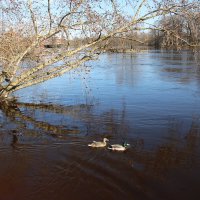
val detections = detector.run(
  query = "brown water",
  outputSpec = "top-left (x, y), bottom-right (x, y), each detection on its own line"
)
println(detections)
top-left (0, 50), bottom-right (200, 200)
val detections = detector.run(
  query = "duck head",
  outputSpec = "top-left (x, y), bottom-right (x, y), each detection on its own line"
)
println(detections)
top-left (103, 138), bottom-right (109, 142)
top-left (123, 142), bottom-right (130, 148)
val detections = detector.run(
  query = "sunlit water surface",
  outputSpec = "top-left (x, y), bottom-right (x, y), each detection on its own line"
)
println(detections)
top-left (0, 50), bottom-right (200, 200)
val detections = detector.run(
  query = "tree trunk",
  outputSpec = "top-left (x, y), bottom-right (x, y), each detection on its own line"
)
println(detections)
top-left (0, 89), bottom-right (10, 100)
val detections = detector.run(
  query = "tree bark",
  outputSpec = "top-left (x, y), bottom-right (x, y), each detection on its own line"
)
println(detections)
top-left (0, 89), bottom-right (11, 100)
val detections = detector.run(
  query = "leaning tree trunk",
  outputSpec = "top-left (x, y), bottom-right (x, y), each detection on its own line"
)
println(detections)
top-left (0, 88), bottom-right (13, 101)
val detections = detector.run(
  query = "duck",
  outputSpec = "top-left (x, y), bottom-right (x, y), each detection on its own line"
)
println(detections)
top-left (108, 142), bottom-right (130, 151)
top-left (88, 138), bottom-right (109, 148)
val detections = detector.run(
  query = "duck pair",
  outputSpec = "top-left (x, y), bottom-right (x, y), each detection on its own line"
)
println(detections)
top-left (88, 138), bottom-right (130, 151)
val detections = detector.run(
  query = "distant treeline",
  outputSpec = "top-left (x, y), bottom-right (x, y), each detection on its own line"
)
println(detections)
top-left (150, 11), bottom-right (200, 49)
top-left (70, 13), bottom-right (200, 50)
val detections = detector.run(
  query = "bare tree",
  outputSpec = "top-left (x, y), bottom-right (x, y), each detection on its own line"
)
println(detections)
top-left (152, 0), bottom-right (200, 48)
top-left (0, 0), bottom-right (198, 100)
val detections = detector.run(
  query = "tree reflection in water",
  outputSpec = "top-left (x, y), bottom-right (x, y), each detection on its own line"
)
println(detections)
top-left (0, 100), bottom-right (200, 200)
top-left (131, 117), bottom-right (200, 182)
top-left (0, 100), bottom-right (130, 144)
top-left (1, 101), bottom-right (200, 170)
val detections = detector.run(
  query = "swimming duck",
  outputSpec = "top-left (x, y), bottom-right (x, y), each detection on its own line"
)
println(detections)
top-left (88, 138), bottom-right (109, 148)
top-left (108, 142), bottom-right (130, 151)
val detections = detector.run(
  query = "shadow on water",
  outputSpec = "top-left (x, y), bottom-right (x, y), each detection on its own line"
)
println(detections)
top-left (0, 100), bottom-right (200, 200)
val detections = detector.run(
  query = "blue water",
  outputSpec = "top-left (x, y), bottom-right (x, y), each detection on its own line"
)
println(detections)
top-left (15, 50), bottom-right (200, 142)
top-left (0, 50), bottom-right (200, 200)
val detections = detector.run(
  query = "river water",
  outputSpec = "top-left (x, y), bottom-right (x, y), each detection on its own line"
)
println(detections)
top-left (0, 50), bottom-right (200, 200)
